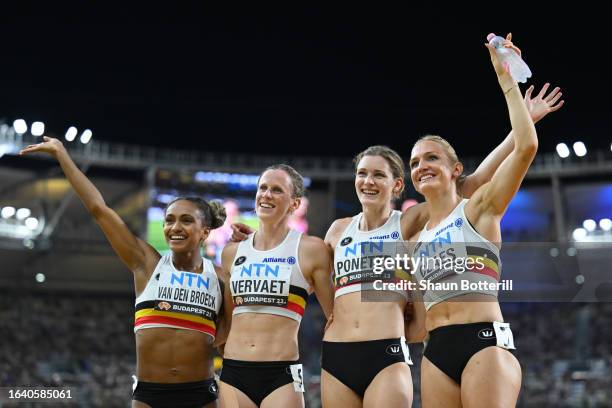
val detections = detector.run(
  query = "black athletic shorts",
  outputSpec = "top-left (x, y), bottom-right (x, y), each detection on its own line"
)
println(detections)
top-left (321, 337), bottom-right (412, 397)
top-left (132, 377), bottom-right (218, 408)
top-left (219, 359), bottom-right (304, 406)
top-left (424, 321), bottom-right (517, 384)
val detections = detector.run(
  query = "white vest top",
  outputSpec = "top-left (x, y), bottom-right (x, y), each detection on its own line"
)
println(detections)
top-left (333, 210), bottom-right (410, 299)
top-left (230, 229), bottom-right (311, 322)
top-left (134, 253), bottom-right (223, 340)
top-left (414, 199), bottom-right (501, 310)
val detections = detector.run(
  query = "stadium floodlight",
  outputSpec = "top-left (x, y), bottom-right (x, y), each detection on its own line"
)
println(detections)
top-left (573, 141), bottom-right (587, 157)
top-left (31, 121), bottom-right (45, 136)
top-left (555, 143), bottom-right (570, 158)
top-left (583, 219), bottom-right (597, 232)
top-left (600, 218), bottom-right (612, 232)
top-left (1, 206), bottom-right (16, 219)
top-left (13, 119), bottom-right (28, 134)
top-left (80, 129), bottom-right (93, 144)
top-left (65, 126), bottom-right (78, 141)
top-left (25, 217), bottom-right (39, 230)
top-left (35, 273), bottom-right (46, 283)
top-left (16, 208), bottom-right (31, 220)
top-left (572, 227), bottom-right (587, 241)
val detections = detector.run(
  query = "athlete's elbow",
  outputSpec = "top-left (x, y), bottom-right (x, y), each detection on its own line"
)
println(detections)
top-left (89, 203), bottom-right (110, 220)
top-left (516, 133), bottom-right (538, 159)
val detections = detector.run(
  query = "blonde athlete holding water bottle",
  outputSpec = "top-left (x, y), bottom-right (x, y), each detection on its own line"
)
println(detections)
top-left (405, 34), bottom-right (553, 407)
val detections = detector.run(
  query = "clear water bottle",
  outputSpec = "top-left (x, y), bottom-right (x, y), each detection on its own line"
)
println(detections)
top-left (487, 33), bottom-right (532, 83)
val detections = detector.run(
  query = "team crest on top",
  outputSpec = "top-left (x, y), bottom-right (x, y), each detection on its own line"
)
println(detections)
top-left (454, 218), bottom-right (463, 228)
top-left (287, 256), bottom-right (296, 265)
top-left (391, 231), bottom-right (400, 240)
top-left (340, 237), bottom-right (353, 246)
top-left (234, 256), bottom-right (247, 266)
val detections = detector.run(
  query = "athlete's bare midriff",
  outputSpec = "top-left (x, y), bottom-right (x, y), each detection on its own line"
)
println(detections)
top-left (136, 327), bottom-right (214, 382)
top-left (425, 294), bottom-right (504, 332)
top-left (323, 292), bottom-right (407, 342)
top-left (224, 313), bottom-right (300, 361)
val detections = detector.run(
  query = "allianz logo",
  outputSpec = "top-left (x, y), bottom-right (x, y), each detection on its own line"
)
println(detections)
top-left (370, 234), bottom-right (390, 240)
top-left (478, 328), bottom-right (496, 339)
top-left (434, 222), bottom-right (455, 237)
top-left (369, 231), bottom-right (400, 240)
top-left (262, 257), bottom-right (286, 263)
top-left (262, 256), bottom-right (296, 264)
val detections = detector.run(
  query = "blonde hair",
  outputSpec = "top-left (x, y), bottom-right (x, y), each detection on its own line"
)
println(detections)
top-left (415, 135), bottom-right (466, 191)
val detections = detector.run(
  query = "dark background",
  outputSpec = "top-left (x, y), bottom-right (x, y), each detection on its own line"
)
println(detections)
top-left (0, 4), bottom-right (608, 158)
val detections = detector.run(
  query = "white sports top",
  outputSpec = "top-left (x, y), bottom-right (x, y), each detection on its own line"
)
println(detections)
top-left (230, 229), bottom-right (311, 322)
top-left (134, 253), bottom-right (222, 339)
top-left (414, 199), bottom-right (501, 310)
top-left (333, 210), bottom-right (410, 299)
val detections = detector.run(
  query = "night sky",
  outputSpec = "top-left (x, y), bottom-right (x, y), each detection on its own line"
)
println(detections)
top-left (1, 5), bottom-right (608, 159)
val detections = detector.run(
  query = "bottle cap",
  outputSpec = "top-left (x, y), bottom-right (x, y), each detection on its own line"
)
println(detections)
top-left (487, 33), bottom-right (497, 42)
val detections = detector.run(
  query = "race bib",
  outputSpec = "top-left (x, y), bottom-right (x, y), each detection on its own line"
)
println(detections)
top-left (493, 321), bottom-right (516, 350)
top-left (155, 270), bottom-right (219, 320)
top-left (400, 336), bottom-right (413, 365)
top-left (335, 241), bottom-right (405, 287)
top-left (289, 363), bottom-right (305, 393)
top-left (416, 223), bottom-right (468, 282)
top-left (231, 264), bottom-right (292, 307)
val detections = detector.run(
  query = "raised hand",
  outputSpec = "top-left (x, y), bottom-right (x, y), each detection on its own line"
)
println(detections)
top-left (19, 136), bottom-right (65, 158)
top-left (502, 33), bottom-right (521, 57)
top-left (230, 222), bottom-right (254, 242)
top-left (485, 32), bottom-right (525, 85)
top-left (485, 42), bottom-right (507, 78)
top-left (525, 83), bottom-right (565, 123)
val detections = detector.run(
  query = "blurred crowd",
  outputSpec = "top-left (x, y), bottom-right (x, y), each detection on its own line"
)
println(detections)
top-left (1, 292), bottom-right (610, 407)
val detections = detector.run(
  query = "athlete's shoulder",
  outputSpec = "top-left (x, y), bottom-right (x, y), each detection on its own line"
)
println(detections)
top-left (220, 241), bottom-right (240, 269)
top-left (400, 201), bottom-right (428, 221)
top-left (299, 234), bottom-right (328, 253)
top-left (325, 217), bottom-right (353, 247)
top-left (298, 234), bottom-right (332, 277)
top-left (401, 202), bottom-right (429, 238)
top-left (213, 264), bottom-right (223, 278)
top-left (221, 240), bottom-right (240, 253)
